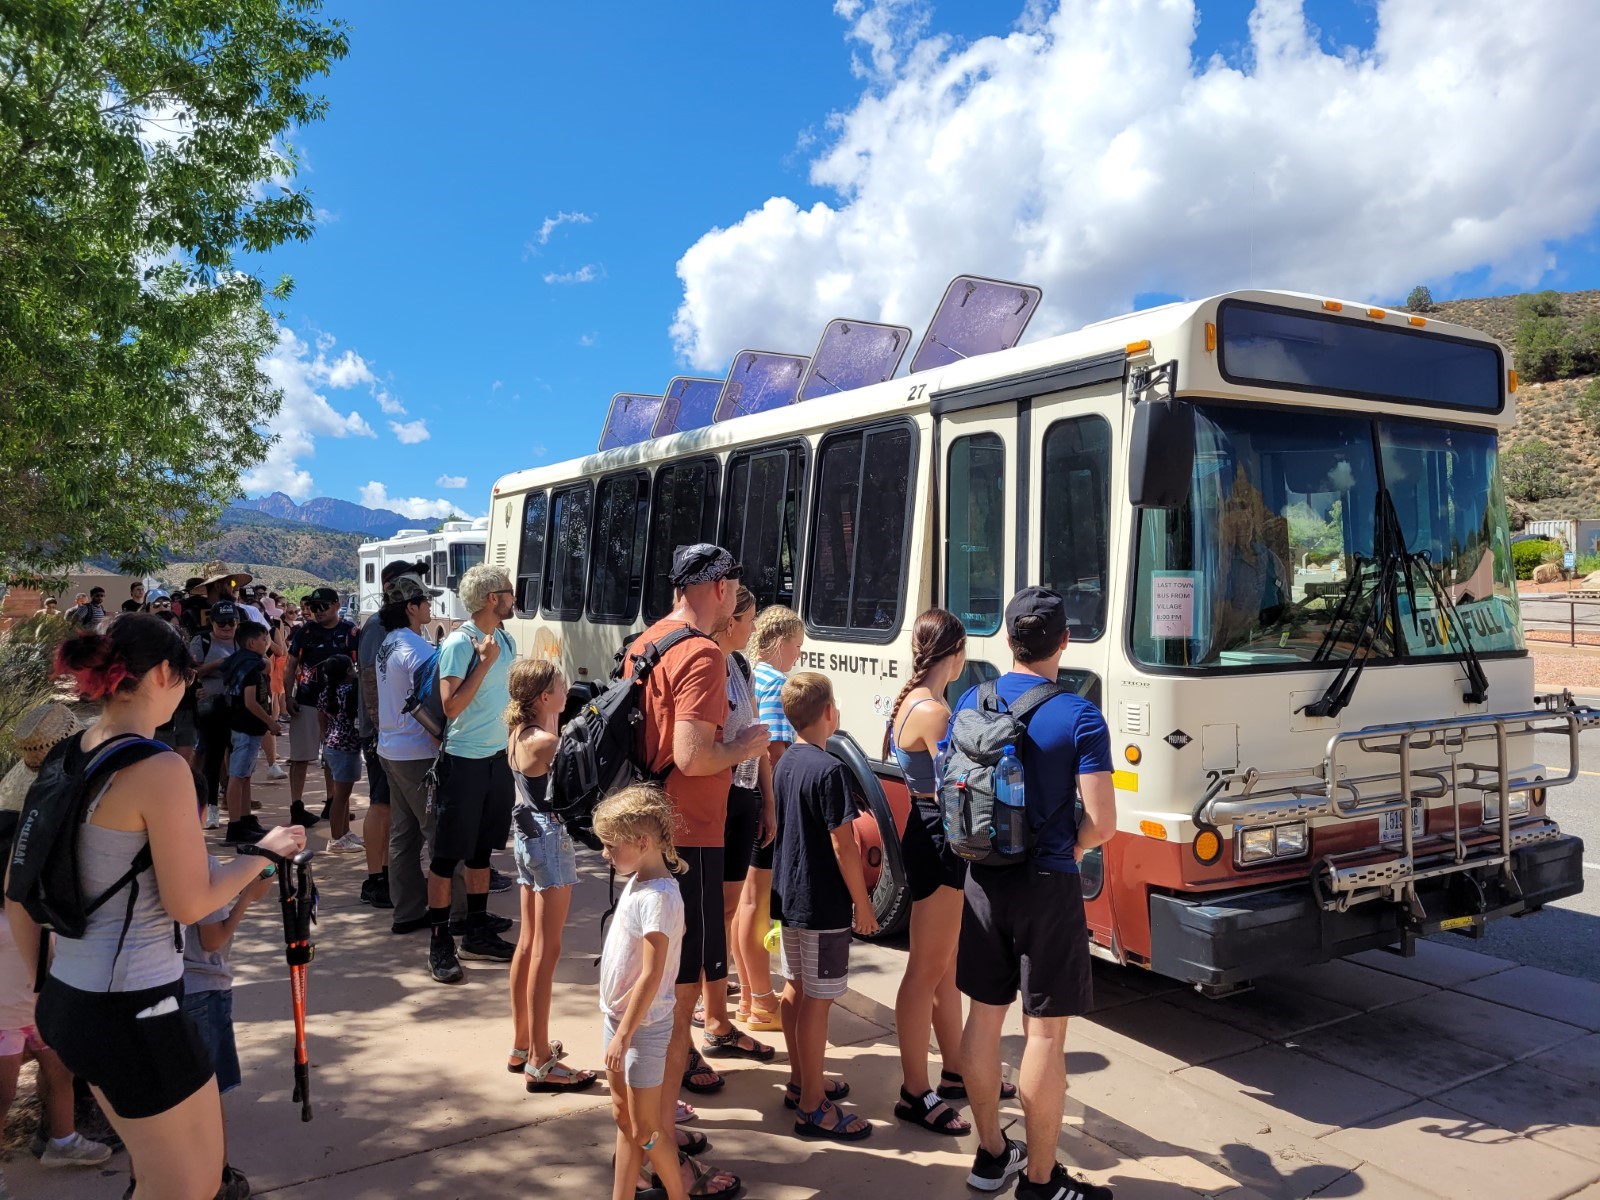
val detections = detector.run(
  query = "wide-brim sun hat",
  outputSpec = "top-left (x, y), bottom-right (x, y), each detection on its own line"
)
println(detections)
top-left (15, 702), bottom-right (82, 770)
top-left (199, 560), bottom-right (253, 589)
top-left (0, 761), bottom-right (36, 813)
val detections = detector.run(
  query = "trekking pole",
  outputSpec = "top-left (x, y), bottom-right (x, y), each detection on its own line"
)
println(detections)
top-left (239, 844), bottom-right (319, 1121)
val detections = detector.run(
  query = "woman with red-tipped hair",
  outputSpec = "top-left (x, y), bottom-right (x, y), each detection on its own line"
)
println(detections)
top-left (5, 614), bottom-right (305, 1199)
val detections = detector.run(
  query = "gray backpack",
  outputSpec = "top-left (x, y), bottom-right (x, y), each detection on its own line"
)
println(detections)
top-left (939, 680), bottom-right (1065, 867)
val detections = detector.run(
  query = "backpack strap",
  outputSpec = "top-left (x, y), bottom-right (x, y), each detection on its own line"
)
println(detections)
top-left (1005, 681), bottom-right (1070, 726)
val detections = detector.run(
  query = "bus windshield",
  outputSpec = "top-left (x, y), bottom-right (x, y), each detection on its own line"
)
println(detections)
top-left (1132, 406), bottom-right (1522, 670)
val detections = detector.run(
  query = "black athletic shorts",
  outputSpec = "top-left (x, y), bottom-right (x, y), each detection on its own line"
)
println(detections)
top-left (902, 794), bottom-right (967, 902)
top-left (676, 846), bottom-right (729, 986)
top-left (361, 735), bottom-right (391, 806)
top-left (723, 786), bottom-right (762, 882)
top-left (38, 975), bottom-right (213, 1119)
top-left (957, 864), bottom-right (1093, 1017)
top-left (433, 750), bottom-right (514, 868)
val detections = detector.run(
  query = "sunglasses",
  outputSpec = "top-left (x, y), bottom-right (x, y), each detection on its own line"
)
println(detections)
top-left (212, 619), bottom-right (237, 627)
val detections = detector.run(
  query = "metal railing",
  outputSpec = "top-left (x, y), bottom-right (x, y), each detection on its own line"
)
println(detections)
top-left (1517, 592), bottom-right (1600, 646)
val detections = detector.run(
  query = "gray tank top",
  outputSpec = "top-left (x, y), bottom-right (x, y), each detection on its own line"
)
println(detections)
top-left (511, 765), bottom-right (548, 809)
top-left (889, 697), bottom-right (940, 797)
top-left (48, 743), bottom-right (183, 993)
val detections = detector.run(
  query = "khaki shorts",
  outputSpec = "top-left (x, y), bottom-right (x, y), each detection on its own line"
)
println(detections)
top-left (288, 703), bottom-right (321, 762)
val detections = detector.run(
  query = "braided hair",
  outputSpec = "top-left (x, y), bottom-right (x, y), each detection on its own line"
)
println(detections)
top-left (882, 608), bottom-right (966, 758)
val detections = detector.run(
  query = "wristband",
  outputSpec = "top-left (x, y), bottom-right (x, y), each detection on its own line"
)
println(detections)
top-left (259, 863), bottom-right (277, 880)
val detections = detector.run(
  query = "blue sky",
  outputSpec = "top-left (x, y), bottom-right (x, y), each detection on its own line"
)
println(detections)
top-left (247, 0), bottom-right (1600, 519)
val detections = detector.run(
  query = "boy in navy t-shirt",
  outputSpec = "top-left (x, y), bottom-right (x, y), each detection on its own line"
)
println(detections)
top-left (770, 671), bottom-right (876, 1141)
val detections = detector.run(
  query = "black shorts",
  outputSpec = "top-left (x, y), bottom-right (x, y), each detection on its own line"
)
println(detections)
top-left (676, 846), bottom-right (728, 986)
top-left (38, 975), bottom-right (213, 1119)
top-left (902, 794), bottom-right (967, 902)
top-left (957, 865), bottom-right (1093, 1018)
top-left (723, 786), bottom-right (762, 882)
top-left (433, 751), bottom-right (514, 867)
top-left (362, 736), bottom-right (390, 806)
top-left (751, 839), bottom-right (774, 872)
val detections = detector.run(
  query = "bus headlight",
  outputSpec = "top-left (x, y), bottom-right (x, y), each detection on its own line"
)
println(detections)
top-left (1482, 794), bottom-right (1530, 823)
top-left (1238, 822), bottom-right (1307, 864)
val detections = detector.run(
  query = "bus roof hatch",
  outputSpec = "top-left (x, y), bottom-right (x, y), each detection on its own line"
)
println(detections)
top-left (598, 392), bottom-right (663, 450)
top-left (713, 351), bottom-right (809, 423)
top-left (910, 275), bottom-right (1043, 374)
top-left (653, 377), bottom-right (722, 438)
top-left (798, 319), bottom-right (912, 401)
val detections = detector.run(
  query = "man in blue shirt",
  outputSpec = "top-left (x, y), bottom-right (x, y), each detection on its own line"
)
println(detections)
top-left (425, 563), bottom-right (519, 983)
top-left (954, 587), bottom-right (1117, 1200)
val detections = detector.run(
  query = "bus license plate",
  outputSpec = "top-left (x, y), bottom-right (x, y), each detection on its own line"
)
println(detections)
top-left (1380, 805), bottom-right (1425, 844)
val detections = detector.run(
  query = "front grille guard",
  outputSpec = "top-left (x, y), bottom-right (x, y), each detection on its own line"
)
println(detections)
top-left (1196, 692), bottom-right (1597, 917)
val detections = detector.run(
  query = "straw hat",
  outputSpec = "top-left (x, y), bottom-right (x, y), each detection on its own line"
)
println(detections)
top-left (200, 560), bottom-right (253, 589)
top-left (0, 702), bottom-right (82, 812)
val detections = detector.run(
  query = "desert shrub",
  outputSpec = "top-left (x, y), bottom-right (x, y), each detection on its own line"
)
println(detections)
top-left (1405, 285), bottom-right (1436, 312)
top-left (1516, 290), bottom-right (1564, 320)
top-left (1501, 438), bottom-right (1566, 502)
top-left (1512, 538), bottom-right (1559, 579)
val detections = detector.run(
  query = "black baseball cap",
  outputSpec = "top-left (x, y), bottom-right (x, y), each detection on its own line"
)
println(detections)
top-left (382, 558), bottom-right (429, 583)
top-left (669, 543), bottom-right (742, 588)
top-left (306, 587), bottom-right (340, 608)
top-left (1005, 587), bottom-right (1067, 642)
top-left (210, 601), bottom-right (240, 625)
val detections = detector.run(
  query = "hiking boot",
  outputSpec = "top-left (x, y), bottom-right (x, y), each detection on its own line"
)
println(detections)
top-left (360, 877), bottom-right (393, 908)
top-left (449, 913), bottom-right (512, 936)
top-left (1014, 1163), bottom-right (1112, 1200)
top-left (430, 935), bottom-right (464, 983)
top-left (289, 802), bottom-right (321, 829)
top-left (39, 1131), bottom-right (113, 1168)
top-left (969, 1135), bottom-right (1029, 1191)
top-left (243, 813), bottom-right (268, 834)
top-left (392, 915), bottom-right (430, 934)
top-left (458, 927), bottom-right (517, 961)
top-left (224, 821), bottom-right (264, 845)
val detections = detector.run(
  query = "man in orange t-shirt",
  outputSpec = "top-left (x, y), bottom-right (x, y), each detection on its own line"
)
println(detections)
top-left (626, 543), bottom-right (768, 1195)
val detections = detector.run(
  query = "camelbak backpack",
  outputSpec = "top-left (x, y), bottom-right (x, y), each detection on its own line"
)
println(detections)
top-left (403, 630), bottom-right (495, 742)
top-left (939, 680), bottom-right (1065, 867)
top-left (543, 626), bottom-right (711, 844)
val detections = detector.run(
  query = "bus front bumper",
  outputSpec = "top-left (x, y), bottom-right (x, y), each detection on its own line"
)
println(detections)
top-left (1147, 834), bottom-right (1586, 988)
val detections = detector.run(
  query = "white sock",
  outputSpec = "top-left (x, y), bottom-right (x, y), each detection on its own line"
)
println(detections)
top-left (50, 1133), bottom-right (76, 1148)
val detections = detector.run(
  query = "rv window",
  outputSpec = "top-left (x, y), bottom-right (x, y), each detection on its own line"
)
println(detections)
top-left (450, 541), bottom-right (484, 583)
top-left (645, 458), bottom-right (720, 621)
top-left (946, 433), bottom-right (1005, 635)
top-left (516, 491), bottom-right (548, 616)
top-left (1041, 416), bottom-right (1111, 642)
top-left (807, 421), bottom-right (916, 636)
top-left (364, 563), bottom-right (375, 584)
top-left (723, 442), bottom-right (807, 611)
top-left (588, 471), bottom-right (650, 623)
top-left (433, 550), bottom-right (448, 589)
top-left (543, 483), bottom-right (593, 619)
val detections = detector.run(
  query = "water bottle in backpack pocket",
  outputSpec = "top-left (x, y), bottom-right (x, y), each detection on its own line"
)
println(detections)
top-left (994, 744), bottom-right (1028, 858)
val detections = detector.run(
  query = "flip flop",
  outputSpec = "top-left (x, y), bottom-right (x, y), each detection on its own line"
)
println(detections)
top-left (682, 1048), bottom-right (725, 1094)
top-left (702, 1030), bottom-right (775, 1062)
top-left (782, 1078), bottom-right (850, 1109)
top-left (894, 1086), bottom-right (971, 1136)
top-left (793, 1098), bottom-right (872, 1142)
top-left (936, 1069), bottom-right (1017, 1102)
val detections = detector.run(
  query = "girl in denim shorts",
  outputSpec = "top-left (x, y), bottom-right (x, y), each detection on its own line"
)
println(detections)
top-left (505, 658), bottom-right (594, 1093)
top-left (316, 655), bottom-right (364, 852)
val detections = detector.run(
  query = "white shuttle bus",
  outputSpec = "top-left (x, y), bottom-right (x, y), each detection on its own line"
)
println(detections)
top-left (357, 518), bottom-right (488, 641)
top-left (485, 279), bottom-right (1589, 991)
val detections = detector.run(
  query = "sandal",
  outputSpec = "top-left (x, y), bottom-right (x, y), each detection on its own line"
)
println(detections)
top-left (651, 1152), bottom-right (743, 1198)
top-left (676, 1128), bottom-right (710, 1157)
top-left (676, 1099), bottom-right (699, 1124)
top-left (682, 1048), bottom-right (725, 1094)
top-left (793, 1098), bottom-right (872, 1142)
top-left (524, 1053), bottom-right (597, 1093)
top-left (894, 1085), bottom-right (971, 1136)
top-left (507, 1040), bottom-right (564, 1073)
top-left (742, 990), bottom-right (780, 1031)
top-left (692, 1004), bottom-right (706, 1028)
top-left (702, 1030), bottom-right (775, 1062)
top-left (935, 1069), bottom-right (1017, 1102)
top-left (782, 1078), bottom-right (850, 1110)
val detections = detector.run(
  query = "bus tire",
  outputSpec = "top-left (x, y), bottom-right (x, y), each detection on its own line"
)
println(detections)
top-left (827, 731), bottom-right (912, 940)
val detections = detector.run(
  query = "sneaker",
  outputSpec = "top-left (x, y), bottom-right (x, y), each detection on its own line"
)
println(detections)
top-left (243, 813), bottom-right (268, 834)
top-left (392, 915), bottom-right (430, 934)
top-left (219, 1163), bottom-right (251, 1200)
top-left (449, 913), bottom-right (513, 936)
top-left (488, 867), bottom-right (514, 893)
top-left (203, 804), bottom-right (221, 830)
top-left (1014, 1163), bottom-right (1112, 1200)
top-left (265, 763), bottom-right (288, 781)
top-left (39, 1131), bottom-right (114, 1168)
top-left (458, 927), bottom-right (517, 961)
top-left (289, 803), bottom-right (322, 829)
top-left (969, 1135), bottom-right (1029, 1192)
top-left (360, 877), bottom-right (394, 908)
top-left (430, 935), bottom-right (464, 983)
top-left (327, 832), bottom-right (363, 853)
top-left (224, 821), bottom-right (264, 845)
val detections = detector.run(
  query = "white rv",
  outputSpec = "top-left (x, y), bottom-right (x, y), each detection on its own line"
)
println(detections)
top-left (356, 518), bottom-right (488, 640)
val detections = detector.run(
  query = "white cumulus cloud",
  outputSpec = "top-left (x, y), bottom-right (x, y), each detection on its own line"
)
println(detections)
top-left (323, 349), bottom-right (375, 390)
top-left (671, 0), bottom-right (1600, 371)
top-left (535, 210), bottom-right (593, 246)
top-left (544, 264), bottom-right (601, 285)
top-left (359, 482), bottom-right (471, 521)
top-left (388, 419), bottom-right (431, 444)
top-left (436, 474), bottom-right (468, 488)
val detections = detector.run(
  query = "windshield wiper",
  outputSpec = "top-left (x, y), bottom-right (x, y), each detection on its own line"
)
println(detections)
top-left (1300, 489), bottom-right (1489, 719)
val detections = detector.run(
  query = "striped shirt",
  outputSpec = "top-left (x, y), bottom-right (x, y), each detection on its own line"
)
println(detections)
top-left (753, 660), bottom-right (795, 745)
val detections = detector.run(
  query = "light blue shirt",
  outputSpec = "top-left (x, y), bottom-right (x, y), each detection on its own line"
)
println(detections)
top-left (754, 660), bottom-right (795, 744)
top-left (438, 621), bottom-right (516, 759)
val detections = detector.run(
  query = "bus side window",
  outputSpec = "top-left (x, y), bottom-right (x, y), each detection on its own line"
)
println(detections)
top-left (723, 442), bottom-right (807, 611)
top-left (587, 471), bottom-right (650, 624)
top-left (645, 458), bottom-right (720, 621)
top-left (1041, 416), bottom-right (1112, 642)
top-left (516, 491), bottom-right (548, 616)
top-left (543, 483), bottom-right (593, 619)
top-left (946, 659), bottom-right (999, 708)
top-left (807, 421), bottom-right (916, 637)
top-left (946, 433), bottom-right (1006, 635)
top-left (364, 563), bottom-right (375, 584)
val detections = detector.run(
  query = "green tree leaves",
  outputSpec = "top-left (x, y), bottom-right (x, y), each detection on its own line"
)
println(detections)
top-left (1501, 438), bottom-right (1566, 503)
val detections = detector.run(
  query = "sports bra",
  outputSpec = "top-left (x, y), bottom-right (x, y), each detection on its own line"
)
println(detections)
top-left (888, 696), bottom-right (940, 797)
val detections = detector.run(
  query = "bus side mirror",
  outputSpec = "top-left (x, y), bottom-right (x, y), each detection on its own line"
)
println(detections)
top-left (1128, 399), bottom-right (1195, 509)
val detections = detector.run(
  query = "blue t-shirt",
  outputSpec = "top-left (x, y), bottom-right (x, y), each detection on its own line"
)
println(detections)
top-left (437, 622), bottom-right (516, 760)
top-left (955, 673), bottom-right (1112, 873)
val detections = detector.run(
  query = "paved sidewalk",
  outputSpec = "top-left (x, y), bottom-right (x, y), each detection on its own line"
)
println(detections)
top-left (9, 761), bottom-right (1600, 1199)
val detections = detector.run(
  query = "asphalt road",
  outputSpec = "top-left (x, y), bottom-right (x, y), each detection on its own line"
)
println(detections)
top-left (1519, 593), bottom-right (1600, 640)
top-left (1424, 717), bottom-right (1600, 981)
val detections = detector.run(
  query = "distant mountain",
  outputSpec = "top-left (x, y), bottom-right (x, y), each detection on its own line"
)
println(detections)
top-left (167, 509), bottom-right (365, 589)
top-left (231, 492), bottom-right (412, 538)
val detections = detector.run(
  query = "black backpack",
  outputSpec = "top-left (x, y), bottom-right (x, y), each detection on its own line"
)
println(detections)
top-left (5, 731), bottom-right (170, 987)
top-left (543, 626), bottom-right (711, 841)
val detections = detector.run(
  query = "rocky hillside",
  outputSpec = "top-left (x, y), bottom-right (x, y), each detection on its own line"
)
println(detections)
top-left (168, 509), bottom-right (362, 590)
top-left (231, 491), bottom-right (411, 538)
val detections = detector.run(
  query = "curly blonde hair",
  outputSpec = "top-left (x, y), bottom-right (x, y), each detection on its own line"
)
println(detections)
top-left (593, 783), bottom-right (686, 874)
top-left (751, 604), bottom-right (803, 662)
